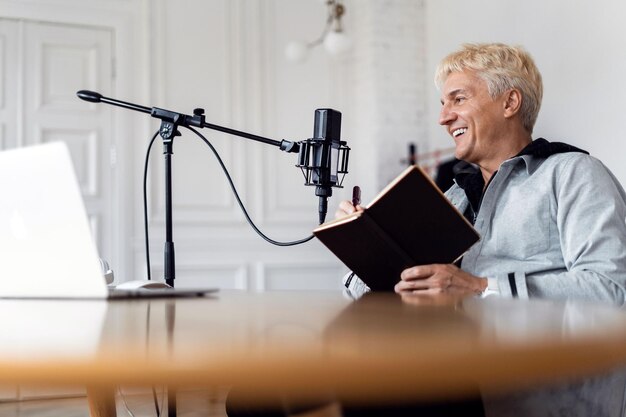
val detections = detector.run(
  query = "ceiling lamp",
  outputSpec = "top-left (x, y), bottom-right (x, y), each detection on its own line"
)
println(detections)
top-left (285, 0), bottom-right (352, 63)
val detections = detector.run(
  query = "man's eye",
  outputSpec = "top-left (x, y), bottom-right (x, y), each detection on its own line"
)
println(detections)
top-left (455, 97), bottom-right (466, 104)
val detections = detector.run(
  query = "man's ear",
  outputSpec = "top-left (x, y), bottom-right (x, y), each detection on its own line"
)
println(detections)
top-left (503, 89), bottom-right (522, 118)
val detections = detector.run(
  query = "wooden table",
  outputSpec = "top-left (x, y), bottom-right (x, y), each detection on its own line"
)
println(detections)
top-left (1, 290), bottom-right (626, 415)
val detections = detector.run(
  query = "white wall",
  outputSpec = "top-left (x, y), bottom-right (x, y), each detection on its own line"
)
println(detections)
top-left (425, 0), bottom-right (626, 184)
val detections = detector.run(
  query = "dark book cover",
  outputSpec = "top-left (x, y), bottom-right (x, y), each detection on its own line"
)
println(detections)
top-left (313, 166), bottom-right (480, 291)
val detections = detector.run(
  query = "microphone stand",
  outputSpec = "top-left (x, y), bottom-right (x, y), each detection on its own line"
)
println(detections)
top-left (77, 90), bottom-right (302, 288)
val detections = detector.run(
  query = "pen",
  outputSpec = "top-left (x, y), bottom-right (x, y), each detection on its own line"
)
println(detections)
top-left (352, 185), bottom-right (361, 207)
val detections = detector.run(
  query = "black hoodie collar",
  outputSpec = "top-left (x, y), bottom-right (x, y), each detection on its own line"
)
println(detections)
top-left (516, 138), bottom-right (588, 158)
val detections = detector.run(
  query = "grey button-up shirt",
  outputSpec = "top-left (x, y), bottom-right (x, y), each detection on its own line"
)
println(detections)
top-left (446, 150), bottom-right (626, 305)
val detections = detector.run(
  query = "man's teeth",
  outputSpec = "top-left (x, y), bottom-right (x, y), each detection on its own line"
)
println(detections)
top-left (453, 128), bottom-right (467, 137)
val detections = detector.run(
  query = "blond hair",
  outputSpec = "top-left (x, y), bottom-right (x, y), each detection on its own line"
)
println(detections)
top-left (435, 43), bottom-right (543, 134)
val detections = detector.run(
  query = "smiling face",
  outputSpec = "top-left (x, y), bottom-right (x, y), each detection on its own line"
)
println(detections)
top-left (439, 70), bottom-right (513, 170)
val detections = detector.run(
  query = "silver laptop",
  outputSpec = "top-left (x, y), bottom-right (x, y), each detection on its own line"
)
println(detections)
top-left (0, 142), bottom-right (216, 299)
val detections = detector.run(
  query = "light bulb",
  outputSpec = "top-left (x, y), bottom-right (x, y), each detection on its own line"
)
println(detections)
top-left (323, 31), bottom-right (352, 56)
top-left (285, 41), bottom-right (309, 63)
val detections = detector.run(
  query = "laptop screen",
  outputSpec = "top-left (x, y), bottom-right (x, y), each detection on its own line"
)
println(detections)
top-left (0, 142), bottom-right (107, 298)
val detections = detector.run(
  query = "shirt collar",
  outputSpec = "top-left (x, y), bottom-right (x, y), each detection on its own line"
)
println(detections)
top-left (454, 138), bottom-right (589, 201)
top-left (508, 138), bottom-right (589, 175)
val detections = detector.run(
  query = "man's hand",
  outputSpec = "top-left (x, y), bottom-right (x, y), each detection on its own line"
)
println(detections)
top-left (335, 200), bottom-right (364, 219)
top-left (395, 264), bottom-right (487, 296)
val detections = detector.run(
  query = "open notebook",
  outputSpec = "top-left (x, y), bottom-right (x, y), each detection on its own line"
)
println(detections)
top-left (0, 142), bottom-right (216, 299)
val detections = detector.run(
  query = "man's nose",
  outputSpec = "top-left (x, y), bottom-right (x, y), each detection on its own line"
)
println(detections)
top-left (439, 103), bottom-right (455, 126)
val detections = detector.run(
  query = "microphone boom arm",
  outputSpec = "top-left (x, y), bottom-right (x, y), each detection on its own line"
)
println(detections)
top-left (76, 90), bottom-right (349, 286)
top-left (77, 90), bottom-right (301, 153)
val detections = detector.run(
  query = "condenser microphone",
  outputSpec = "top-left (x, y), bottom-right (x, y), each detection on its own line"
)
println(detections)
top-left (296, 109), bottom-right (349, 224)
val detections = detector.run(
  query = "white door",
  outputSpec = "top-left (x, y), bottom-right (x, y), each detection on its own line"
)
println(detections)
top-left (0, 18), bottom-right (114, 262)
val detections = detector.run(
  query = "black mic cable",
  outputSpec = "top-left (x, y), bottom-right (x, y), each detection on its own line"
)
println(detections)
top-left (184, 126), bottom-right (315, 246)
top-left (143, 131), bottom-right (159, 281)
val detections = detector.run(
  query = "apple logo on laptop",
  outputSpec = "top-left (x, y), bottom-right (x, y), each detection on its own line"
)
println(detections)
top-left (10, 210), bottom-right (30, 241)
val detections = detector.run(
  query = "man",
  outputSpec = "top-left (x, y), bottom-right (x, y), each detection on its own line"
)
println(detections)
top-left (340, 43), bottom-right (626, 305)
top-left (231, 43), bottom-right (626, 417)
top-left (338, 42), bottom-right (626, 416)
